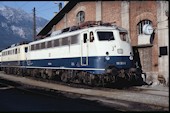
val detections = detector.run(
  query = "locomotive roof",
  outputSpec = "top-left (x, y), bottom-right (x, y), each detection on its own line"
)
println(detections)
top-left (29, 25), bottom-right (118, 45)
top-left (2, 43), bottom-right (28, 52)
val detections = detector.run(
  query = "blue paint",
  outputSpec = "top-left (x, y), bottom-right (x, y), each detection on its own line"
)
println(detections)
top-left (1, 56), bottom-right (133, 74)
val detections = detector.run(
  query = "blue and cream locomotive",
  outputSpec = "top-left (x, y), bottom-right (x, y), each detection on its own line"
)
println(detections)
top-left (1, 22), bottom-right (143, 86)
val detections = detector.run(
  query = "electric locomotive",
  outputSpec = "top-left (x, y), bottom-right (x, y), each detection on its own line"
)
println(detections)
top-left (1, 21), bottom-right (144, 86)
top-left (25, 21), bottom-right (143, 86)
top-left (1, 42), bottom-right (28, 75)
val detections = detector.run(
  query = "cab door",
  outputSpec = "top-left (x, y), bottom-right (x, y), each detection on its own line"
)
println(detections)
top-left (80, 31), bottom-right (89, 66)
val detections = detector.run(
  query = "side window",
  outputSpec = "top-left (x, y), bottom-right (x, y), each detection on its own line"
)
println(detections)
top-left (31, 45), bottom-right (34, 51)
top-left (25, 47), bottom-right (28, 53)
top-left (62, 37), bottom-right (68, 46)
top-left (71, 35), bottom-right (79, 44)
top-left (18, 48), bottom-right (20, 53)
top-left (15, 48), bottom-right (17, 54)
top-left (41, 42), bottom-right (46, 49)
top-left (83, 34), bottom-right (87, 43)
top-left (47, 41), bottom-right (52, 48)
top-left (120, 32), bottom-right (129, 42)
top-left (35, 44), bottom-right (40, 50)
top-left (54, 39), bottom-right (59, 47)
top-left (89, 31), bottom-right (94, 42)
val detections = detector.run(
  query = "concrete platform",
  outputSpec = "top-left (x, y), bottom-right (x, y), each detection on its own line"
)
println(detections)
top-left (0, 72), bottom-right (169, 111)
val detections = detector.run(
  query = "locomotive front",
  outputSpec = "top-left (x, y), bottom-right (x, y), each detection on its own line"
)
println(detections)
top-left (91, 26), bottom-right (142, 84)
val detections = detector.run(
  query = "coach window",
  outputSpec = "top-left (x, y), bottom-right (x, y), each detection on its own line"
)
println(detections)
top-left (83, 34), bottom-right (87, 43)
top-left (90, 31), bottom-right (94, 42)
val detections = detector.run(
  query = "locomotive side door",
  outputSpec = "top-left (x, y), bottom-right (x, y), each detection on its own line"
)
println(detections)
top-left (80, 31), bottom-right (89, 66)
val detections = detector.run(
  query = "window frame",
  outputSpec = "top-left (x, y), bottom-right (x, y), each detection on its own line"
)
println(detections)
top-left (76, 11), bottom-right (85, 25)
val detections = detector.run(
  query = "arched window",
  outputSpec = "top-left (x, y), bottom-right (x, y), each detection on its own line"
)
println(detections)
top-left (76, 11), bottom-right (85, 25)
top-left (137, 20), bottom-right (152, 35)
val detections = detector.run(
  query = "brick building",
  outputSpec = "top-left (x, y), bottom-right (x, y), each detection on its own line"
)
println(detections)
top-left (37, 1), bottom-right (169, 86)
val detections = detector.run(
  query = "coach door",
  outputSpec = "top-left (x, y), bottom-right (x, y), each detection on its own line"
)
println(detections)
top-left (80, 31), bottom-right (89, 66)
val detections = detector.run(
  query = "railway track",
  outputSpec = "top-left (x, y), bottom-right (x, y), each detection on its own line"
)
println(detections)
top-left (0, 71), bottom-right (168, 98)
top-left (10, 72), bottom-right (144, 91)
top-left (0, 72), bottom-right (169, 111)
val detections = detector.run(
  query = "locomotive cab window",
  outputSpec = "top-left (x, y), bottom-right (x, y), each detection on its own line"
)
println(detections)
top-left (90, 31), bottom-right (94, 42)
top-left (97, 32), bottom-right (114, 41)
top-left (83, 33), bottom-right (87, 43)
top-left (25, 47), bottom-right (28, 53)
top-left (120, 32), bottom-right (129, 42)
top-left (15, 48), bottom-right (17, 54)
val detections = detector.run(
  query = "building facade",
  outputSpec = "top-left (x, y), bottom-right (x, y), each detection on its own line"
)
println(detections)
top-left (38, 1), bottom-right (169, 86)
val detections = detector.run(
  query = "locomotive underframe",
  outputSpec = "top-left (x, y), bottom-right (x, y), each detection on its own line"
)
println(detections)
top-left (1, 66), bottom-right (144, 87)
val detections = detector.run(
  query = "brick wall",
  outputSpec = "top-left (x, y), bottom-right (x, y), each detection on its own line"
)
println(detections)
top-left (102, 1), bottom-right (121, 26)
top-left (55, 2), bottom-right (96, 30)
top-left (129, 1), bottom-right (158, 72)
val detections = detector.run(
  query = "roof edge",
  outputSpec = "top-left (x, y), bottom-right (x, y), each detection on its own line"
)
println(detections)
top-left (37, 0), bottom-right (80, 37)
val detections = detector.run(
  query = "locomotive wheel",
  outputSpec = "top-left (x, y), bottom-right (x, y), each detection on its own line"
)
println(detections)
top-left (90, 75), bottom-right (101, 86)
top-left (61, 71), bottom-right (68, 83)
top-left (13, 68), bottom-right (16, 75)
top-left (41, 73), bottom-right (47, 79)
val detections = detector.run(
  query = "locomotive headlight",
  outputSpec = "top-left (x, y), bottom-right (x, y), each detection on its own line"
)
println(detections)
top-left (129, 52), bottom-right (133, 60)
top-left (105, 56), bottom-right (110, 60)
top-left (129, 56), bottom-right (133, 60)
top-left (117, 49), bottom-right (123, 54)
